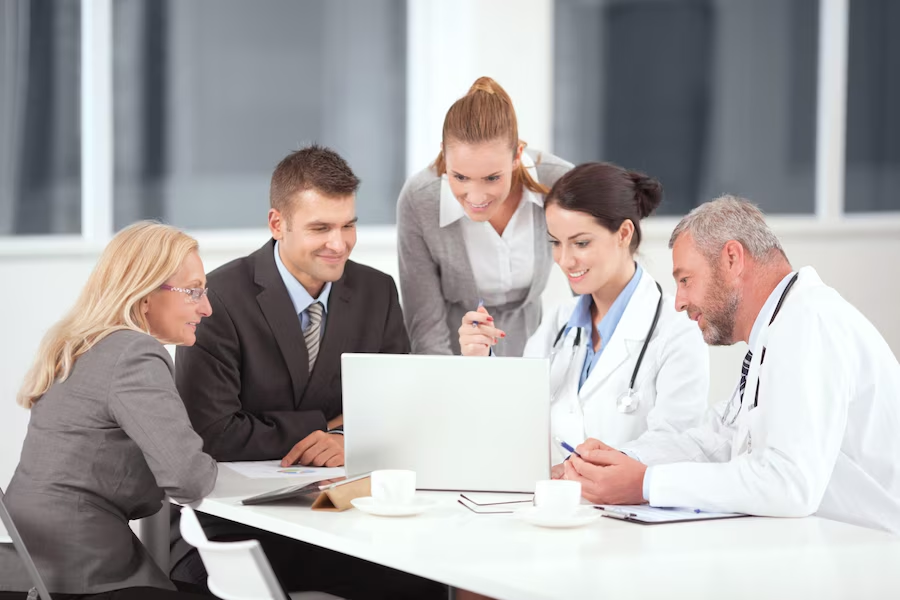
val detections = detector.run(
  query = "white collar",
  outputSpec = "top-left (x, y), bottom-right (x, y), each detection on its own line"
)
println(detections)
top-left (439, 150), bottom-right (543, 228)
top-left (748, 271), bottom-right (797, 351)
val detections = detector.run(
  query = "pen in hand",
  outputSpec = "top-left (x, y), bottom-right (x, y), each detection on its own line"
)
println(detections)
top-left (472, 299), bottom-right (485, 326)
top-left (554, 436), bottom-right (582, 460)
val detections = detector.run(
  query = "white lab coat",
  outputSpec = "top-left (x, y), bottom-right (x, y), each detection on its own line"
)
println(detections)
top-left (525, 271), bottom-right (710, 464)
top-left (625, 266), bottom-right (900, 534)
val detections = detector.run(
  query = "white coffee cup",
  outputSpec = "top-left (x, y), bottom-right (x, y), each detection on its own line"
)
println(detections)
top-left (370, 470), bottom-right (416, 506)
top-left (533, 479), bottom-right (581, 515)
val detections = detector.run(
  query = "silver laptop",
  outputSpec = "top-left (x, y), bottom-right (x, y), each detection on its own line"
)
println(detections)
top-left (342, 354), bottom-right (551, 492)
top-left (0, 487), bottom-right (52, 600)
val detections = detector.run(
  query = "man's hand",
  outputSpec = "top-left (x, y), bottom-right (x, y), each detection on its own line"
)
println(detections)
top-left (550, 463), bottom-right (566, 480)
top-left (327, 414), bottom-right (344, 430)
top-left (280, 431), bottom-right (345, 467)
top-left (563, 450), bottom-right (647, 505)
top-left (575, 438), bottom-right (617, 456)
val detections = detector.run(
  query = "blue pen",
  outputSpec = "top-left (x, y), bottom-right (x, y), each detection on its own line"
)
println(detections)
top-left (472, 299), bottom-right (485, 326)
top-left (553, 436), bottom-right (582, 459)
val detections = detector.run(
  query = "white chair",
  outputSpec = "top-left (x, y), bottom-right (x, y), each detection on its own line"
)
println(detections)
top-left (178, 506), bottom-right (342, 600)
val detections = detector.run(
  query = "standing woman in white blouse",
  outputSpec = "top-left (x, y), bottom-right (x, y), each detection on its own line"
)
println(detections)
top-left (397, 76), bottom-right (573, 356)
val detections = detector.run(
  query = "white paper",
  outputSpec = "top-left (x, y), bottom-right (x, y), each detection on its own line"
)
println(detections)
top-left (595, 504), bottom-right (745, 523)
top-left (223, 460), bottom-right (345, 480)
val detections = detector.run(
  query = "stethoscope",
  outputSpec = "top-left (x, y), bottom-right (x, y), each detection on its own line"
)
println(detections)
top-left (549, 282), bottom-right (663, 414)
top-left (720, 272), bottom-right (799, 426)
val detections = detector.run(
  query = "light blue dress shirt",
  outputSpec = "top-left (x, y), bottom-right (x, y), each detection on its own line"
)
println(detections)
top-left (273, 241), bottom-right (332, 335)
top-left (562, 264), bottom-right (644, 391)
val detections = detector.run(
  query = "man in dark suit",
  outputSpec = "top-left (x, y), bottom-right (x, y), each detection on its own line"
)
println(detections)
top-left (171, 146), bottom-right (444, 599)
top-left (176, 145), bottom-right (408, 467)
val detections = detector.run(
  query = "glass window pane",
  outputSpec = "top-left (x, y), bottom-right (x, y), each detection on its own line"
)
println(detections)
top-left (554, 0), bottom-right (818, 215)
top-left (112, 0), bottom-right (407, 230)
top-left (845, 0), bottom-right (900, 213)
top-left (0, 0), bottom-right (81, 235)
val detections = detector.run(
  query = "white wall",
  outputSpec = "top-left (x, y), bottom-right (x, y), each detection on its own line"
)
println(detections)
top-left (2, 223), bottom-right (899, 488)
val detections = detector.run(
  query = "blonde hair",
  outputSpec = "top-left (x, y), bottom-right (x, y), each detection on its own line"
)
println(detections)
top-left (17, 221), bottom-right (199, 408)
top-left (433, 76), bottom-right (548, 196)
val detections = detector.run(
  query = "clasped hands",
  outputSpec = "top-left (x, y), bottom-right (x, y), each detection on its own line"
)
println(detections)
top-left (551, 438), bottom-right (648, 505)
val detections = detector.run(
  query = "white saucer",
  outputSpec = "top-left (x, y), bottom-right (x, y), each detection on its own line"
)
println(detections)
top-left (515, 506), bottom-right (600, 529)
top-left (351, 496), bottom-right (437, 517)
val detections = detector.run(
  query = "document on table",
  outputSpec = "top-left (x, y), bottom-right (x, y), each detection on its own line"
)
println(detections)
top-left (594, 504), bottom-right (748, 524)
top-left (458, 493), bottom-right (533, 514)
top-left (223, 460), bottom-right (345, 481)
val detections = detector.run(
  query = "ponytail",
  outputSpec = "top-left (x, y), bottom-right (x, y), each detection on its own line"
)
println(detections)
top-left (433, 76), bottom-right (549, 196)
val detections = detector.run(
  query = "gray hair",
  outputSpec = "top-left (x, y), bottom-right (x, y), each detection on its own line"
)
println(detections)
top-left (669, 195), bottom-right (785, 263)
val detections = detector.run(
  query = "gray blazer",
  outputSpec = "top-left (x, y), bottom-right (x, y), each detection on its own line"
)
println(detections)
top-left (397, 149), bottom-right (572, 356)
top-left (0, 330), bottom-right (217, 594)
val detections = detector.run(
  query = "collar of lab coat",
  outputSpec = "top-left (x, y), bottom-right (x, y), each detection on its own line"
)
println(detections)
top-left (576, 269), bottom-right (663, 394)
top-left (748, 270), bottom-right (797, 351)
top-left (438, 151), bottom-right (543, 228)
top-left (742, 266), bottom-right (823, 409)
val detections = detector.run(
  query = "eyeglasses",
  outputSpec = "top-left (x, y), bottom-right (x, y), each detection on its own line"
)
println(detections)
top-left (159, 284), bottom-right (208, 303)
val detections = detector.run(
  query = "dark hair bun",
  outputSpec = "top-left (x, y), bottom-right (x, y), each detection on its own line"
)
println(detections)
top-left (628, 170), bottom-right (663, 219)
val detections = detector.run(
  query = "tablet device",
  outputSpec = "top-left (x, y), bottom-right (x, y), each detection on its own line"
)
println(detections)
top-left (241, 472), bottom-right (369, 505)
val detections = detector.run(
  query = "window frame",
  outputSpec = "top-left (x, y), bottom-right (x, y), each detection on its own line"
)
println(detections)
top-left (0, 0), bottom-right (898, 257)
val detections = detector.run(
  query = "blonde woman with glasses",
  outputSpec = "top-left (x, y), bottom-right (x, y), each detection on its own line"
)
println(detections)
top-left (0, 222), bottom-right (217, 600)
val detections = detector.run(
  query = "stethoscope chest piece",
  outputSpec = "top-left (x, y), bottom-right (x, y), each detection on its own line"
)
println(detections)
top-left (616, 388), bottom-right (639, 414)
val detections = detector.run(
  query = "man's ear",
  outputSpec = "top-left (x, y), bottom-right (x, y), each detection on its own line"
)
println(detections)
top-left (268, 209), bottom-right (284, 240)
top-left (721, 240), bottom-right (745, 277)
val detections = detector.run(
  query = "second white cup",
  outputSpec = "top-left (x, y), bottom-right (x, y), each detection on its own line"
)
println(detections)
top-left (533, 479), bottom-right (582, 515)
top-left (370, 469), bottom-right (416, 506)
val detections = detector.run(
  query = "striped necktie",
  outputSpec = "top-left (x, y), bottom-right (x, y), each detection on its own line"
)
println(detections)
top-left (739, 349), bottom-right (753, 403)
top-left (304, 302), bottom-right (324, 372)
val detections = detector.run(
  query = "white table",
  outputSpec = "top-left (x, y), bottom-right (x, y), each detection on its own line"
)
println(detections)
top-left (193, 466), bottom-right (900, 600)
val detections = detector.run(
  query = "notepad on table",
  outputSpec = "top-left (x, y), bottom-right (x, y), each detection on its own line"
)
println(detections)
top-left (458, 493), bottom-right (533, 514)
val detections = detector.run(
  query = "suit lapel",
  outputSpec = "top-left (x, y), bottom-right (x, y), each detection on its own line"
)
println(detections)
top-left (578, 273), bottom-right (660, 398)
top-left (524, 203), bottom-right (551, 305)
top-left (442, 221), bottom-right (480, 301)
top-left (253, 241), bottom-right (309, 407)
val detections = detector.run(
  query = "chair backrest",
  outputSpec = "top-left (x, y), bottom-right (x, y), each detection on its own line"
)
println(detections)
top-left (0, 487), bottom-right (53, 600)
top-left (179, 506), bottom-right (287, 600)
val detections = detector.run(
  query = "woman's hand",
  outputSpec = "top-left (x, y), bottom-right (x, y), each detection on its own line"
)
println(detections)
top-left (458, 305), bottom-right (506, 356)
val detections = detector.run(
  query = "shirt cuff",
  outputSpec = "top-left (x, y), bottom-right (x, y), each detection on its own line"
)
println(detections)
top-left (621, 448), bottom-right (640, 461)
top-left (642, 466), bottom-right (652, 502)
top-left (327, 425), bottom-right (344, 435)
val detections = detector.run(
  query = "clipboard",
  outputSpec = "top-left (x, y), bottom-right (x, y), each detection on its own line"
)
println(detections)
top-left (594, 505), bottom-right (750, 525)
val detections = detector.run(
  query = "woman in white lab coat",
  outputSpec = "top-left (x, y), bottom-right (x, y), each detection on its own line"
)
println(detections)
top-left (459, 162), bottom-right (710, 469)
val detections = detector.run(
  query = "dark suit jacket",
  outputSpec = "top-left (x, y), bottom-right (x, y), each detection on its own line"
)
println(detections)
top-left (175, 239), bottom-right (410, 461)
